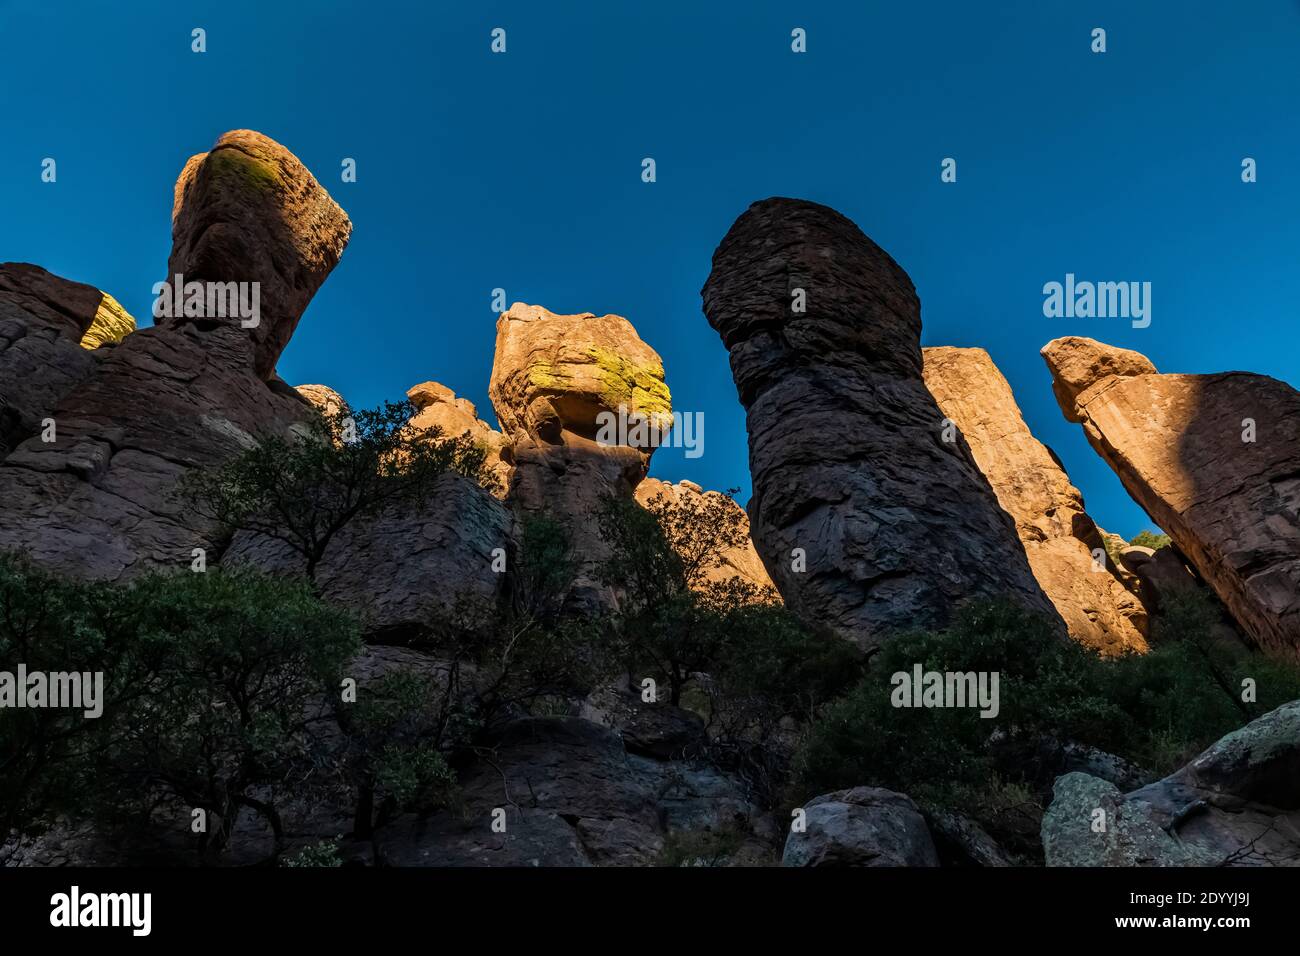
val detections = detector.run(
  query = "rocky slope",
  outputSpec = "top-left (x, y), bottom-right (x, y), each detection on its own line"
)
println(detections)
top-left (1042, 336), bottom-right (1300, 662)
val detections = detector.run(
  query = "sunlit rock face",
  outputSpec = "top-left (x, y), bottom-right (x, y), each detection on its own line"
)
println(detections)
top-left (1043, 336), bottom-right (1300, 663)
top-left (489, 303), bottom-right (672, 613)
top-left (702, 197), bottom-right (1061, 648)
top-left (406, 381), bottom-right (511, 496)
top-left (923, 346), bottom-right (1147, 655)
top-left (0, 131), bottom-right (347, 580)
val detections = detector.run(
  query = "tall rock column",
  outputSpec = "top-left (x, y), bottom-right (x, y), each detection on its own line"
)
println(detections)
top-left (1042, 336), bottom-right (1300, 662)
top-left (702, 198), bottom-right (1060, 647)
top-left (922, 346), bottom-right (1147, 655)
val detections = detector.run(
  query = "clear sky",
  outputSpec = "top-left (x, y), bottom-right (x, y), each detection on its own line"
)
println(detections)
top-left (3, 0), bottom-right (1298, 539)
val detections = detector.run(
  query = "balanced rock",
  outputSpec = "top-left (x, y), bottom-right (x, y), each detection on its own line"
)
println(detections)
top-left (165, 129), bottom-right (352, 380)
top-left (0, 264), bottom-right (135, 455)
top-left (0, 132), bottom-right (347, 579)
top-left (1042, 336), bottom-right (1300, 662)
top-left (635, 477), bottom-right (776, 593)
top-left (489, 303), bottom-right (670, 612)
top-left (923, 346), bottom-right (1147, 654)
top-left (702, 198), bottom-right (1060, 646)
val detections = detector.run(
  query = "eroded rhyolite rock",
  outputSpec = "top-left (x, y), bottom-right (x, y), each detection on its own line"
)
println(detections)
top-left (490, 302), bottom-right (671, 441)
top-left (635, 477), bottom-right (777, 593)
top-left (702, 198), bottom-right (1060, 646)
top-left (165, 129), bottom-right (352, 380)
top-left (489, 303), bottom-right (669, 611)
top-left (406, 381), bottom-right (511, 495)
top-left (1042, 701), bottom-right (1300, 866)
top-left (294, 383), bottom-right (348, 418)
top-left (0, 132), bottom-right (346, 579)
top-left (0, 264), bottom-right (136, 455)
top-left (1042, 336), bottom-right (1300, 662)
top-left (922, 346), bottom-right (1147, 655)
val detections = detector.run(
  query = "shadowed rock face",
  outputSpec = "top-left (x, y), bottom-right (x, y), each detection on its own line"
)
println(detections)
top-left (0, 132), bottom-right (346, 580)
top-left (702, 197), bottom-right (1060, 647)
top-left (0, 264), bottom-right (136, 455)
top-left (165, 129), bottom-right (352, 380)
top-left (923, 346), bottom-right (1147, 655)
top-left (1042, 336), bottom-right (1300, 663)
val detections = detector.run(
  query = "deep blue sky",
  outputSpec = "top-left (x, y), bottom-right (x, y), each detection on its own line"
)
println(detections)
top-left (4, 1), bottom-right (1298, 539)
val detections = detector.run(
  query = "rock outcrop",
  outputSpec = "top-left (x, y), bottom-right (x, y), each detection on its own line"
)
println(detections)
top-left (406, 381), bottom-right (511, 495)
top-left (164, 129), bottom-right (353, 380)
top-left (782, 787), bottom-right (940, 867)
top-left (1042, 336), bottom-right (1300, 662)
top-left (634, 477), bottom-right (776, 593)
top-left (0, 131), bottom-right (348, 580)
top-left (226, 471), bottom-right (512, 641)
top-left (489, 303), bottom-right (670, 612)
top-left (922, 346), bottom-right (1147, 655)
top-left (1042, 700), bottom-right (1300, 866)
top-left (0, 264), bottom-right (135, 455)
top-left (702, 198), bottom-right (1061, 647)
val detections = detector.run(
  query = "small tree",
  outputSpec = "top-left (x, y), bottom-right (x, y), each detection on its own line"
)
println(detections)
top-left (597, 488), bottom-right (774, 706)
top-left (183, 399), bottom-right (489, 580)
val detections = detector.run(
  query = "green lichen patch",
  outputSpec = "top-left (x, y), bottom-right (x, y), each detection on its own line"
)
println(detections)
top-left (206, 147), bottom-right (283, 194)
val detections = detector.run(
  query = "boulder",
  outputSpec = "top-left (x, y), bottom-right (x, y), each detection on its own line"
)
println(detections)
top-left (702, 198), bottom-right (1061, 647)
top-left (782, 786), bottom-right (940, 867)
top-left (488, 303), bottom-right (669, 612)
top-left (294, 383), bottom-right (349, 418)
top-left (0, 264), bottom-right (135, 456)
top-left (1042, 336), bottom-right (1300, 662)
top-left (1042, 701), bottom-right (1300, 866)
top-left (634, 477), bottom-right (776, 593)
top-left (165, 129), bottom-right (352, 380)
top-left (581, 680), bottom-right (707, 759)
top-left (922, 346), bottom-right (1147, 655)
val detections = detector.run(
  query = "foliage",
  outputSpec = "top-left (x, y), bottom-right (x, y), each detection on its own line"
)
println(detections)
top-left (182, 398), bottom-right (491, 578)
top-left (795, 595), bottom-right (1300, 831)
top-left (280, 837), bottom-right (343, 868)
top-left (1129, 529), bottom-right (1171, 550)
top-left (0, 557), bottom-right (360, 864)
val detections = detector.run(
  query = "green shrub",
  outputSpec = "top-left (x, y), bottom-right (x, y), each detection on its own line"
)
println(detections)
top-left (1129, 529), bottom-right (1171, 550)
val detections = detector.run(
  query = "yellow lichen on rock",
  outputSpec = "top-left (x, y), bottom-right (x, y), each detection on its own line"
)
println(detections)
top-left (78, 292), bottom-right (136, 349)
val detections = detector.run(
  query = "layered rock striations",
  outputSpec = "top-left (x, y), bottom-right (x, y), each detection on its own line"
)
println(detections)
top-left (702, 197), bottom-right (1060, 646)
top-left (0, 263), bottom-right (136, 456)
top-left (922, 346), bottom-right (1147, 654)
top-left (1042, 336), bottom-right (1300, 662)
